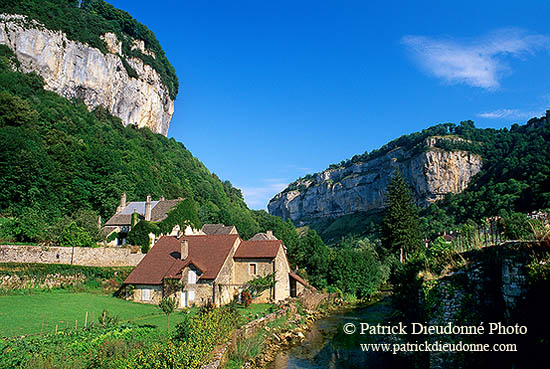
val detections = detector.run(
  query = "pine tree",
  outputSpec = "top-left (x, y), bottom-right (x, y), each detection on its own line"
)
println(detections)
top-left (381, 169), bottom-right (424, 262)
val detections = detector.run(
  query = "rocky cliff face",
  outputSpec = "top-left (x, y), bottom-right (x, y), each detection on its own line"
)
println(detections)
top-left (0, 14), bottom-right (174, 135)
top-left (268, 137), bottom-right (482, 224)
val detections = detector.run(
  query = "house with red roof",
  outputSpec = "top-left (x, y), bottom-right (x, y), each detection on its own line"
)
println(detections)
top-left (123, 227), bottom-right (309, 307)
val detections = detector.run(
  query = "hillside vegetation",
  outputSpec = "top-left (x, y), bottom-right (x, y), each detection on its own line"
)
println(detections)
top-left (288, 118), bottom-right (550, 241)
top-left (0, 45), bottom-right (258, 241)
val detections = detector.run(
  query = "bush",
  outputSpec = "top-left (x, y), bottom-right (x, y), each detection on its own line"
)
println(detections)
top-left (241, 290), bottom-right (252, 308)
top-left (503, 213), bottom-right (532, 240)
top-left (427, 236), bottom-right (453, 258)
top-left (127, 221), bottom-right (159, 252)
top-left (98, 309), bottom-right (120, 327)
top-left (129, 308), bottom-right (238, 369)
top-left (59, 222), bottom-right (95, 247)
top-left (329, 246), bottom-right (385, 298)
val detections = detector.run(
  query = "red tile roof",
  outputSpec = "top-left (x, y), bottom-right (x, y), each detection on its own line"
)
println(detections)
top-left (124, 234), bottom-right (239, 285)
top-left (184, 234), bottom-right (239, 279)
top-left (233, 240), bottom-right (282, 259)
top-left (124, 236), bottom-right (181, 285)
top-left (289, 271), bottom-right (308, 287)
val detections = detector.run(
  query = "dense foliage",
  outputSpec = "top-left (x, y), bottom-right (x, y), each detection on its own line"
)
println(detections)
top-left (0, 324), bottom-right (159, 369)
top-left (127, 198), bottom-right (203, 252)
top-left (329, 243), bottom-right (386, 298)
top-left (422, 118), bottom-right (550, 235)
top-left (0, 301), bottom-right (239, 369)
top-left (0, 0), bottom-right (178, 99)
top-left (288, 117), bottom-right (550, 242)
top-left (0, 49), bottom-right (260, 242)
top-left (130, 307), bottom-right (238, 369)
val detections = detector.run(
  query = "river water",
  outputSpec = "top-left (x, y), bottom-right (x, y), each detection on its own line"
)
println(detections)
top-left (266, 298), bottom-right (414, 369)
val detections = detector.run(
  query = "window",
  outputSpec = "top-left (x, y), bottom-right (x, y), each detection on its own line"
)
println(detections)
top-left (249, 263), bottom-right (257, 275)
top-left (188, 290), bottom-right (195, 301)
top-left (181, 291), bottom-right (187, 307)
top-left (141, 288), bottom-right (151, 301)
top-left (188, 269), bottom-right (197, 284)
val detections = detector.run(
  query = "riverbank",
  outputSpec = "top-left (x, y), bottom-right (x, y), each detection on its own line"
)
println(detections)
top-left (228, 290), bottom-right (391, 369)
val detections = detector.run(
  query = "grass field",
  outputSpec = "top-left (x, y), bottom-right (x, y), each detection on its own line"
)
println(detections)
top-left (0, 291), bottom-right (277, 337)
top-left (0, 291), bottom-right (189, 337)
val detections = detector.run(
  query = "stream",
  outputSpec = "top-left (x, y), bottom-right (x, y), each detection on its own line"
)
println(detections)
top-left (266, 298), bottom-right (415, 369)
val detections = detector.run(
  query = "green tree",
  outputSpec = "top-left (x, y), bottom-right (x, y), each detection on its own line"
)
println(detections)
top-left (293, 230), bottom-right (330, 288)
top-left (329, 246), bottom-right (384, 298)
top-left (59, 222), bottom-right (95, 247)
top-left (381, 169), bottom-right (424, 262)
top-left (159, 296), bottom-right (176, 330)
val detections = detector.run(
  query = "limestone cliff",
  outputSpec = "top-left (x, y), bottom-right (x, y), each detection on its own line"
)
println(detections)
top-left (268, 136), bottom-right (482, 225)
top-left (0, 14), bottom-right (174, 135)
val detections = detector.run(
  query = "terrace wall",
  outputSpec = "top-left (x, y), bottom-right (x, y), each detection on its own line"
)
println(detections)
top-left (0, 245), bottom-right (144, 267)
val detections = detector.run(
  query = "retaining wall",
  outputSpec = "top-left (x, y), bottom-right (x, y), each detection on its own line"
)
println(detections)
top-left (0, 245), bottom-right (144, 267)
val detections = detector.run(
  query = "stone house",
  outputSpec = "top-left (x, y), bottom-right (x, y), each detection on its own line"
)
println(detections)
top-left (102, 193), bottom-right (182, 246)
top-left (123, 229), bottom-right (308, 308)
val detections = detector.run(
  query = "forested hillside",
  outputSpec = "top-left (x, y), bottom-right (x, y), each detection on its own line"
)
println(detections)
top-left (422, 118), bottom-right (550, 236)
top-left (278, 118), bottom-right (550, 241)
top-left (0, 44), bottom-right (259, 241)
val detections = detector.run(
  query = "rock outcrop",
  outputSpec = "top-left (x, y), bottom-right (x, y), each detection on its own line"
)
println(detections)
top-left (268, 137), bottom-right (482, 224)
top-left (0, 14), bottom-right (174, 135)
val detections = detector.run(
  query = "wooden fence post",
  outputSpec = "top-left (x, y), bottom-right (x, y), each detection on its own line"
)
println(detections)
top-left (41, 312), bottom-right (45, 334)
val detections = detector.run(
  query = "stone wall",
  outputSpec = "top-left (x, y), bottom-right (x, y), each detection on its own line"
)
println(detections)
top-left (0, 273), bottom-right (86, 290)
top-left (214, 238), bottom-right (240, 306)
top-left (419, 242), bottom-right (536, 369)
top-left (132, 284), bottom-right (163, 305)
top-left (0, 245), bottom-right (144, 267)
top-left (273, 248), bottom-right (291, 301)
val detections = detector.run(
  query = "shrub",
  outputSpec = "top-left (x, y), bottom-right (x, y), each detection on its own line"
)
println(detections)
top-left (98, 309), bottom-right (119, 327)
top-left (59, 222), bottom-right (95, 247)
top-left (427, 236), bottom-right (453, 258)
top-left (241, 290), bottom-right (252, 307)
top-left (130, 308), bottom-right (238, 369)
top-left (126, 221), bottom-right (159, 252)
top-left (503, 213), bottom-right (532, 240)
top-left (244, 273), bottom-right (275, 298)
top-left (159, 296), bottom-right (176, 330)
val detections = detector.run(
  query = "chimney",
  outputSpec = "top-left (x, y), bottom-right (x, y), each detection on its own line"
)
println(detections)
top-left (116, 193), bottom-right (127, 213)
top-left (144, 194), bottom-right (152, 221)
top-left (266, 230), bottom-right (273, 238)
top-left (181, 239), bottom-right (189, 260)
top-left (160, 196), bottom-right (165, 201)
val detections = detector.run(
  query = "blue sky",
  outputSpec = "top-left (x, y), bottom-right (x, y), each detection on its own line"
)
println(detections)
top-left (110, 0), bottom-right (550, 209)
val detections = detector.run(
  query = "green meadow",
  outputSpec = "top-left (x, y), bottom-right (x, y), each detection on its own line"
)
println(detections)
top-left (1, 291), bottom-right (183, 337)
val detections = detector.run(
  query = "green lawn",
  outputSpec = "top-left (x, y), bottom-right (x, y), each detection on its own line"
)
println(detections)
top-left (0, 291), bottom-right (277, 337)
top-left (0, 291), bottom-right (183, 337)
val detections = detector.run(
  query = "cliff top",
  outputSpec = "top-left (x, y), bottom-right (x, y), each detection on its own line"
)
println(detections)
top-left (0, 0), bottom-right (178, 100)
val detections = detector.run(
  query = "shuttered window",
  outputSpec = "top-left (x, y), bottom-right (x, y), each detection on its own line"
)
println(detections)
top-left (189, 269), bottom-right (197, 284)
top-left (142, 288), bottom-right (151, 301)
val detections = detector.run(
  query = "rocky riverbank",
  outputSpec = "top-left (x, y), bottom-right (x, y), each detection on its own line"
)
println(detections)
top-left (238, 291), bottom-right (389, 369)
